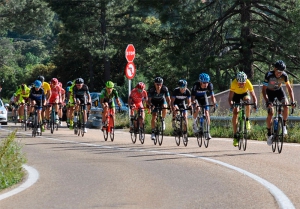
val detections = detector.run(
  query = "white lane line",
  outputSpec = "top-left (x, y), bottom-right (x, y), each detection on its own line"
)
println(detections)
top-left (0, 165), bottom-right (39, 201)
top-left (0, 128), bottom-right (296, 208)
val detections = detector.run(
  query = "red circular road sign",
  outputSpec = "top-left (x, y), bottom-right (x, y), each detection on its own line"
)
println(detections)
top-left (125, 44), bottom-right (135, 62)
top-left (125, 62), bottom-right (136, 80)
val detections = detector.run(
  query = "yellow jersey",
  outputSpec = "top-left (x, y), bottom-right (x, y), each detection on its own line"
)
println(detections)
top-left (42, 82), bottom-right (51, 95)
top-left (230, 79), bottom-right (254, 94)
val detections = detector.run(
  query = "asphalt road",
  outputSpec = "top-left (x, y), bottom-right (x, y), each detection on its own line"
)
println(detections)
top-left (0, 124), bottom-right (299, 209)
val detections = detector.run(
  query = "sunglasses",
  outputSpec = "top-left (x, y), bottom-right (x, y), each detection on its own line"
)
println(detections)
top-left (155, 83), bottom-right (162, 86)
top-left (137, 89), bottom-right (143, 93)
top-left (201, 82), bottom-right (208, 84)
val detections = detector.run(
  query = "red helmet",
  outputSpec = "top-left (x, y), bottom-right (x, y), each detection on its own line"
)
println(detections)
top-left (136, 82), bottom-right (145, 90)
top-left (51, 78), bottom-right (58, 85)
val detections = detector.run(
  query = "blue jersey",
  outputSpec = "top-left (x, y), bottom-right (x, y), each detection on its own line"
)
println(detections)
top-left (191, 82), bottom-right (214, 99)
top-left (29, 87), bottom-right (45, 101)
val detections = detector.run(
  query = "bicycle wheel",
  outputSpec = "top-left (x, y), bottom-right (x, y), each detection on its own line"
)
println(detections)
top-left (242, 119), bottom-right (248, 151)
top-left (109, 115), bottom-right (114, 142)
top-left (80, 112), bottom-right (84, 137)
top-left (203, 117), bottom-right (209, 148)
top-left (32, 114), bottom-right (37, 137)
top-left (103, 122), bottom-right (108, 141)
top-left (237, 119), bottom-right (243, 150)
top-left (157, 118), bottom-right (164, 146)
top-left (50, 110), bottom-right (55, 134)
top-left (196, 119), bottom-right (202, 147)
top-left (277, 117), bottom-right (284, 153)
top-left (174, 118), bottom-right (181, 146)
top-left (181, 117), bottom-right (188, 147)
top-left (139, 121), bottom-right (145, 144)
top-left (271, 118), bottom-right (277, 152)
top-left (24, 108), bottom-right (27, 131)
top-left (130, 119), bottom-right (137, 144)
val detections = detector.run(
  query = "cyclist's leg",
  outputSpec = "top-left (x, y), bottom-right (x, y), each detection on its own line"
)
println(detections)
top-left (266, 89), bottom-right (276, 140)
top-left (150, 104), bottom-right (158, 140)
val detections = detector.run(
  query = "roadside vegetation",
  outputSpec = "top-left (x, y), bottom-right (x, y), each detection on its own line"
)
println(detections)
top-left (0, 130), bottom-right (27, 190)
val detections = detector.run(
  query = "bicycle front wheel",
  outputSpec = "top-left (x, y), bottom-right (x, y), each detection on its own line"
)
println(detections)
top-left (32, 114), bottom-right (37, 137)
top-left (139, 122), bottom-right (145, 144)
top-left (80, 112), bottom-right (84, 137)
top-left (242, 119), bottom-right (248, 151)
top-left (130, 119), bottom-right (137, 144)
top-left (109, 115), bottom-right (114, 142)
top-left (181, 118), bottom-right (188, 147)
top-left (238, 119), bottom-right (244, 150)
top-left (24, 108), bottom-right (27, 131)
top-left (157, 118), bottom-right (164, 146)
top-left (51, 111), bottom-right (55, 134)
top-left (277, 117), bottom-right (284, 153)
top-left (203, 117), bottom-right (209, 148)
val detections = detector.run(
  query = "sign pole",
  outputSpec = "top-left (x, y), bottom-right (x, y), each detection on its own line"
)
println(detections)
top-left (128, 79), bottom-right (131, 118)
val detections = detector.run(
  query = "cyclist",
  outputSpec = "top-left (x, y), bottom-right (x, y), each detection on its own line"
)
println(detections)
top-left (67, 80), bottom-right (76, 129)
top-left (148, 77), bottom-right (171, 140)
top-left (49, 78), bottom-right (62, 125)
top-left (58, 82), bottom-right (66, 126)
top-left (72, 78), bottom-right (91, 133)
top-left (37, 75), bottom-right (51, 125)
top-left (191, 73), bottom-right (216, 139)
top-left (9, 93), bottom-right (17, 121)
top-left (28, 80), bottom-right (46, 133)
top-left (228, 71), bottom-right (257, 147)
top-left (65, 81), bottom-right (73, 126)
top-left (171, 79), bottom-right (192, 131)
top-left (14, 84), bottom-right (31, 123)
top-left (100, 81), bottom-right (122, 129)
top-left (262, 60), bottom-right (296, 145)
top-left (128, 82), bottom-right (148, 133)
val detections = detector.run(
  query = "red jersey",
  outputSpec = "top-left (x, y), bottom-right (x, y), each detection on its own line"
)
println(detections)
top-left (129, 88), bottom-right (148, 105)
top-left (49, 85), bottom-right (62, 102)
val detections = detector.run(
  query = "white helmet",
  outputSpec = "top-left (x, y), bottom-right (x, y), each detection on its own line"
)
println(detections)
top-left (237, 72), bottom-right (247, 83)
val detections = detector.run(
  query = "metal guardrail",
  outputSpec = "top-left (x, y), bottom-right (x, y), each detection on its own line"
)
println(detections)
top-left (210, 116), bottom-right (300, 122)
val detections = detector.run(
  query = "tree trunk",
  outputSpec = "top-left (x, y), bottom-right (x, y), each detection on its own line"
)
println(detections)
top-left (101, 1), bottom-right (110, 82)
top-left (89, 52), bottom-right (94, 91)
top-left (240, 0), bottom-right (254, 79)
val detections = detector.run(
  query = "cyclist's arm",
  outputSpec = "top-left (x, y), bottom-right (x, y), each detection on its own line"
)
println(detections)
top-left (115, 97), bottom-right (121, 107)
top-left (249, 90), bottom-right (257, 104)
top-left (285, 82), bottom-right (295, 104)
top-left (261, 85), bottom-right (268, 102)
top-left (210, 94), bottom-right (216, 105)
top-left (228, 91), bottom-right (234, 107)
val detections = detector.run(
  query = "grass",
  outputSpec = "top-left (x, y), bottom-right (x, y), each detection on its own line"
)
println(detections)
top-left (115, 108), bottom-right (300, 143)
top-left (0, 130), bottom-right (27, 190)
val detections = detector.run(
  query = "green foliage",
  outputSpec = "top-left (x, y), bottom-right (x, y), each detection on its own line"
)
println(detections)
top-left (0, 130), bottom-right (27, 190)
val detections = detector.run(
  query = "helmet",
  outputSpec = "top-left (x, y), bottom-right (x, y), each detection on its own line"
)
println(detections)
top-left (178, 79), bottom-right (187, 88)
top-left (236, 72), bottom-right (247, 83)
top-left (199, 73), bottom-right (210, 82)
top-left (75, 78), bottom-right (84, 84)
top-left (274, 60), bottom-right (286, 71)
top-left (34, 80), bottom-right (42, 88)
top-left (67, 81), bottom-right (73, 86)
top-left (51, 78), bottom-right (58, 85)
top-left (105, 81), bottom-right (114, 88)
top-left (37, 75), bottom-right (45, 82)
top-left (154, 77), bottom-right (163, 84)
top-left (20, 84), bottom-right (26, 90)
top-left (136, 82), bottom-right (145, 90)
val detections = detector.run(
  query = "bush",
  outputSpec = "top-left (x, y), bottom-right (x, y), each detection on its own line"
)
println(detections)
top-left (0, 130), bottom-right (27, 190)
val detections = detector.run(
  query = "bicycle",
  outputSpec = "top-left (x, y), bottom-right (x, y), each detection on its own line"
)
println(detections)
top-left (270, 98), bottom-right (294, 154)
top-left (20, 103), bottom-right (29, 131)
top-left (13, 105), bottom-right (19, 125)
top-left (47, 103), bottom-right (60, 134)
top-left (73, 103), bottom-right (85, 137)
top-left (195, 104), bottom-right (215, 148)
top-left (31, 104), bottom-right (42, 137)
top-left (102, 107), bottom-right (115, 142)
top-left (151, 106), bottom-right (169, 146)
top-left (233, 102), bottom-right (256, 151)
top-left (130, 107), bottom-right (147, 144)
top-left (173, 107), bottom-right (191, 147)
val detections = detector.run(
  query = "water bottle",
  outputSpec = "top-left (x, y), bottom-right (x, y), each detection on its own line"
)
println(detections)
top-left (200, 117), bottom-right (203, 126)
top-left (274, 118), bottom-right (278, 131)
top-left (73, 116), bottom-right (77, 123)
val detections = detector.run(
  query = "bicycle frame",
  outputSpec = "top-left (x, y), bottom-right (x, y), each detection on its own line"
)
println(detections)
top-left (174, 107), bottom-right (190, 147)
top-left (271, 98), bottom-right (293, 154)
top-left (195, 105), bottom-right (214, 148)
top-left (102, 107), bottom-right (114, 141)
top-left (130, 107), bottom-right (146, 144)
top-left (233, 102), bottom-right (255, 151)
top-left (152, 106), bottom-right (169, 146)
top-left (74, 103), bottom-right (85, 137)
